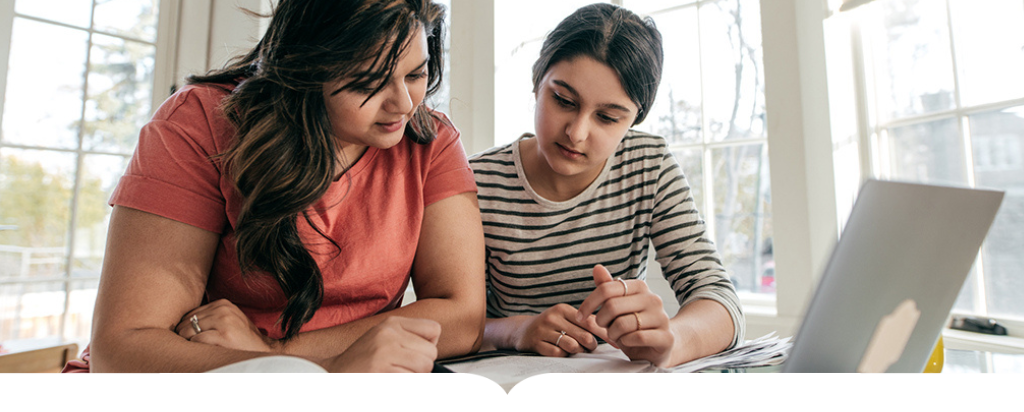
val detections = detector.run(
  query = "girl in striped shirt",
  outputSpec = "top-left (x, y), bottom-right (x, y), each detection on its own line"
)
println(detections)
top-left (470, 3), bottom-right (744, 368)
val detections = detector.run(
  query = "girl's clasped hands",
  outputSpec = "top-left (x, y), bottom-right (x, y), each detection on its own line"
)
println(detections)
top-left (514, 264), bottom-right (676, 367)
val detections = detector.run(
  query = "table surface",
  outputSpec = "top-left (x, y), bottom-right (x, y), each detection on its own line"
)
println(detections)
top-left (441, 345), bottom-right (1021, 389)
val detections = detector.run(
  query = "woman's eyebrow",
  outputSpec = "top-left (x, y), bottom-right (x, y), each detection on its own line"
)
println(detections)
top-left (552, 79), bottom-right (632, 114)
top-left (329, 58), bottom-right (430, 96)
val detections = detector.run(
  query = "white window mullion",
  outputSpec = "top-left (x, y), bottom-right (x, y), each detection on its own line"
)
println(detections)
top-left (702, 148), bottom-right (716, 242)
top-left (60, 0), bottom-right (99, 344)
top-left (942, 0), bottom-right (976, 193)
top-left (944, 0), bottom-right (964, 112)
top-left (695, 1), bottom-right (715, 244)
top-left (0, 0), bottom-right (15, 141)
top-left (849, 19), bottom-right (875, 181)
top-left (959, 116), bottom-right (988, 315)
top-left (152, 0), bottom-right (181, 109)
top-left (876, 128), bottom-right (891, 178)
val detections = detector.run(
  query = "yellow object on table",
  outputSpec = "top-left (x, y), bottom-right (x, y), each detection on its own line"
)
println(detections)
top-left (923, 336), bottom-right (944, 373)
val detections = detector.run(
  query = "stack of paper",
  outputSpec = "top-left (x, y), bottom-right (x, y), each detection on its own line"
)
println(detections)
top-left (669, 332), bottom-right (792, 373)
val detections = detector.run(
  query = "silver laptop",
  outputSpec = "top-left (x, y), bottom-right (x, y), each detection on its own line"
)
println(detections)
top-left (783, 179), bottom-right (1003, 373)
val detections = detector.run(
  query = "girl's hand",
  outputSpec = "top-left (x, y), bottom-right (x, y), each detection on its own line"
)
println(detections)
top-left (322, 316), bottom-right (440, 373)
top-left (175, 299), bottom-right (276, 353)
top-left (576, 264), bottom-right (675, 367)
top-left (515, 303), bottom-right (601, 357)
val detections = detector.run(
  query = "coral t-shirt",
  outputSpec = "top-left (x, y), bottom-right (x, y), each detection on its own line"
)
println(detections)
top-left (109, 83), bottom-right (476, 339)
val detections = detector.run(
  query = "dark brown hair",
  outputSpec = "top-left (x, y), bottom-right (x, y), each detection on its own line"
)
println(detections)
top-left (187, 0), bottom-right (446, 339)
top-left (532, 3), bottom-right (663, 125)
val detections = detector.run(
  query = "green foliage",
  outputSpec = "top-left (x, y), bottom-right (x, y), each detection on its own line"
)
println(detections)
top-left (79, 0), bottom-right (158, 153)
top-left (0, 155), bottom-right (108, 248)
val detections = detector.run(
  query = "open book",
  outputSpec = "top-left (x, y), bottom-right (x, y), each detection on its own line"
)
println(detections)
top-left (443, 333), bottom-right (792, 390)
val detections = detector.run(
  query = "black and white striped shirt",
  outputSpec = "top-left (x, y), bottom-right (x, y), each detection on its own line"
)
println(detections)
top-left (470, 130), bottom-right (744, 347)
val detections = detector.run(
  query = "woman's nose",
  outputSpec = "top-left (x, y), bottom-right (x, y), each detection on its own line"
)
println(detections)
top-left (383, 81), bottom-right (414, 114)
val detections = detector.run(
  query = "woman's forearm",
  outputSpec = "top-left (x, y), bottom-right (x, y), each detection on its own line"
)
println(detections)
top-left (666, 299), bottom-right (735, 367)
top-left (90, 327), bottom-right (281, 373)
top-left (483, 316), bottom-right (529, 350)
top-left (273, 295), bottom-right (484, 360)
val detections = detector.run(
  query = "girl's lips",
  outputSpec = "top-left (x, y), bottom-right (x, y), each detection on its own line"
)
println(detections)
top-left (557, 143), bottom-right (584, 159)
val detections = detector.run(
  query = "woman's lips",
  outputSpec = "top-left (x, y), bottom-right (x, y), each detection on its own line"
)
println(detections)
top-left (377, 120), bottom-right (404, 133)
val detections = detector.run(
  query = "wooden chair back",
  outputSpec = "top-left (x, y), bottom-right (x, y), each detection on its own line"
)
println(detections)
top-left (0, 343), bottom-right (79, 373)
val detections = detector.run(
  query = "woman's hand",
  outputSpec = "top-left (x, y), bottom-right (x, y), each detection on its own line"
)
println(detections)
top-left (513, 303), bottom-right (600, 357)
top-left (576, 264), bottom-right (675, 367)
top-left (175, 299), bottom-right (276, 353)
top-left (321, 316), bottom-right (440, 373)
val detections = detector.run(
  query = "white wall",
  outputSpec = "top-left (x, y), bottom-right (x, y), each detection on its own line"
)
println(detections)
top-left (171, 0), bottom-right (269, 93)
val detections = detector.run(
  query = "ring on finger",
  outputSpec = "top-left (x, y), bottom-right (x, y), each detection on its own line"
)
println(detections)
top-left (632, 312), bottom-right (642, 331)
top-left (616, 278), bottom-right (628, 297)
top-left (555, 330), bottom-right (567, 347)
top-left (190, 314), bottom-right (202, 334)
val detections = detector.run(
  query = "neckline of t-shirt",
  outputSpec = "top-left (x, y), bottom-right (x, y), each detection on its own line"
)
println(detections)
top-left (333, 145), bottom-right (379, 182)
top-left (511, 136), bottom-right (614, 210)
top-left (321, 145), bottom-right (379, 205)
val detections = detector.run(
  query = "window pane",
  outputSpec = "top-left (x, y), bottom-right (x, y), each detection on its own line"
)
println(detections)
top-left (951, 266), bottom-right (978, 314)
top-left (0, 282), bottom-right (67, 343)
top-left (93, 0), bottom-right (160, 43)
top-left (700, 0), bottom-right (765, 142)
top-left (867, 0), bottom-right (955, 121)
top-left (493, 0), bottom-right (603, 146)
top-left (63, 279), bottom-right (98, 345)
top-left (969, 108), bottom-right (1024, 318)
top-left (635, 6), bottom-right (702, 145)
top-left (2, 19), bottom-right (88, 149)
top-left (885, 118), bottom-right (966, 186)
top-left (671, 148), bottom-right (704, 210)
top-left (83, 34), bottom-right (156, 153)
top-left (992, 353), bottom-right (1024, 373)
top-left (711, 143), bottom-right (772, 294)
top-left (73, 155), bottom-right (127, 277)
top-left (14, 0), bottom-right (92, 28)
top-left (949, 0), bottom-right (1024, 107)
top-left (943, 349), bottom-right (986, 373)
top-left (0, 149), bottom-right (76, 280)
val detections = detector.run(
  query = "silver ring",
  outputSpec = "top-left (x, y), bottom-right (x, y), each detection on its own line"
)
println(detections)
top-left (190, 314), bottom-right (202, 334)
top-left (555, 330), bottom-right (566, 347)
top-left (617, 278), bottom-right (628, 296)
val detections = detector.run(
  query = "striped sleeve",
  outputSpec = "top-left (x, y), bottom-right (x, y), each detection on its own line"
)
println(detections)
top-left (651, 148), bottom-right (746, 348)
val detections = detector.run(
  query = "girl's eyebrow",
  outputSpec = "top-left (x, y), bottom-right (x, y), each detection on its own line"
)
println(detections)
top-left (552, 79), bottom-right (632, 114)
top-left (410, 58), bottom-right (429, 72)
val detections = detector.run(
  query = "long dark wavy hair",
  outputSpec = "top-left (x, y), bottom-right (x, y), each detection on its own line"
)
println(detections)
top-left (532, 3), bottom-right (663, 125)
top-left (187, 0), bottom-right (446, 340)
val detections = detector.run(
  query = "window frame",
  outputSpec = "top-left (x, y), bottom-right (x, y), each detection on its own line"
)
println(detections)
top-left (837, 0), bottom-right (1024, 353)
top-left (0, 0), bottom-right (181, 350)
